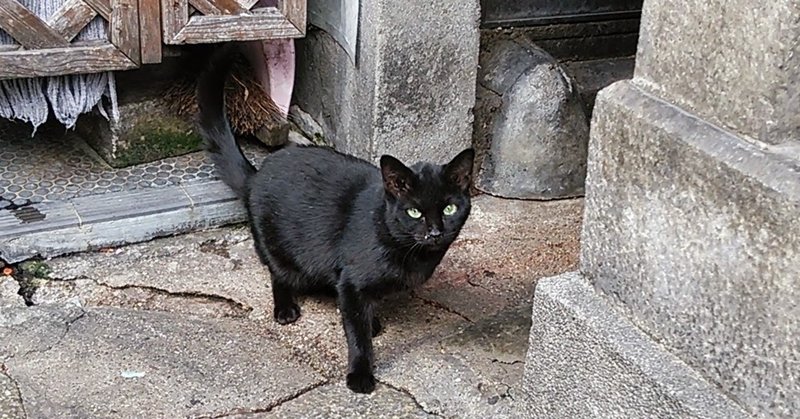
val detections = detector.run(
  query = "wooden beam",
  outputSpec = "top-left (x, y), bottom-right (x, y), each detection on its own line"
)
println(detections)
top-left (48, 0), bottom-right (99, 42)
top-left (0, 0), bottom-right (70, 49)
top-left (210, 0), bottom-right (246, 14)
top-left (0, 44), bottom-right (137, 79)
top-left (84, 0), bottom-right (113, 20)
top-left (138, 0), bottom-right (162, 64)
top-left (161, 0), bottom-right (189, 43)
top-left (239, 0), bottom-right (259, 9)
top-left (188, 0), bottom-right (221, 15)
top-left (174, 11), bottom-right (302, 44)
top-left (279, 0), bottom-right (305, 35)
top-left (111, 0), bottom-right (141, 64)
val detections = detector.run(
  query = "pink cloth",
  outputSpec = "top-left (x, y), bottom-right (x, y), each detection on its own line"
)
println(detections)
top-left (242, 0), bottom-right (295, 117)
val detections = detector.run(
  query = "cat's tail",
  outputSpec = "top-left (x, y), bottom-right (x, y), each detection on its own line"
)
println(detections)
top-left (196, 43), bottom-right (256, 200)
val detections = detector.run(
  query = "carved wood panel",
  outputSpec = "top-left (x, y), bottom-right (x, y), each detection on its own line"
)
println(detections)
top-left (161, 0), bottom-right (306, 44)
top-left (0, 0), bottom-right (141, 79)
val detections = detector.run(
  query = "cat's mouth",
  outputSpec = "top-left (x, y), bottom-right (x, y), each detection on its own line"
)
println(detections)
top-left (416, 235), bottom-right (447, 249)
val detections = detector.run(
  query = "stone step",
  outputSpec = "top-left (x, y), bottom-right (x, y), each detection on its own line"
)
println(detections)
top-left (0, 303), bottom-right (325, 417)
top-left (520, 272), bottom-right (749, 418)
top-left (581, 80), bottom-right (800, 417)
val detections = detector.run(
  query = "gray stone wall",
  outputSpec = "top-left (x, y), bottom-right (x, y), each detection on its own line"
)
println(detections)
top-left (294, 0), bottom-right (479, 164)
top-left (523, 0), bottom-right (800, 417)
top-left (582, 81), bottom-right (800, 417)
top-left (635, 0), bottom-right (800, 146)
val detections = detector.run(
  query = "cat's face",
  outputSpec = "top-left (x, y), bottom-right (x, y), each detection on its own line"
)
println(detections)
top-left (380, 149), bottom-right (475, 250)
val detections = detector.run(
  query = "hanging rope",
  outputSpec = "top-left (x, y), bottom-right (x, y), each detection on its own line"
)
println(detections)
top-left (0, 0), bottom-right (120, 134)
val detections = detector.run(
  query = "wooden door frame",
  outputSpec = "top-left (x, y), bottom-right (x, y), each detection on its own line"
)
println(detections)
top-left (161, 0), bottom-right (306, 45)
top-left (0, 0), bottom-right (141, 79)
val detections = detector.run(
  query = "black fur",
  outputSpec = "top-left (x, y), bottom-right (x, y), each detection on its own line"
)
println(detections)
top-left (197, 44), bottom-right (474, 394)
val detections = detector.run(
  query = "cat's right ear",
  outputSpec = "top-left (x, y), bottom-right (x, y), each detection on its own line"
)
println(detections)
top-left (380, 155), bottom-right (414, 198)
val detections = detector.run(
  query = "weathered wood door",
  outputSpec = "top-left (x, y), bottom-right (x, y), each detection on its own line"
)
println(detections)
top-left (162, 0), bottom-right (306, 44)
top-left (0, 0), bottom-right (141, 79)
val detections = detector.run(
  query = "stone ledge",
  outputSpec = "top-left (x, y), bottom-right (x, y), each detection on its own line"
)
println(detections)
top-left (521, 272), bottom-right (748, 418)
top-left (0, 180), bottom-right (245, 264)
top-left (582, 80), bottom-right (800, 417)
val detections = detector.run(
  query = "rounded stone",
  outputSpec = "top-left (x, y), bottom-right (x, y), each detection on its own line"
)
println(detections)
top-left (475, 39), bottom-right (589, 200)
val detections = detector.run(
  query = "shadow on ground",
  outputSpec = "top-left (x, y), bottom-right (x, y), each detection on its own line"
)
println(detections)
top-left (0, 195), bottom-right (583, 418)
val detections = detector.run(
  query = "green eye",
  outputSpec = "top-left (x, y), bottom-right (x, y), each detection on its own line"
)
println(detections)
top-left (406, 208), bottom-right (422, 219)
top-left (443, 204), bottom-right (457, 216)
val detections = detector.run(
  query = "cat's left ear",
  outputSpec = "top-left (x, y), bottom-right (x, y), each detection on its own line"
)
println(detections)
top-left (381, 155), bottom-right (415, 198)
top-left (444, 148), bottom-right (475, 191)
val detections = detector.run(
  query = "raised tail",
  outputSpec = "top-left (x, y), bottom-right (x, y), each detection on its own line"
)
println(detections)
top-left (196, 43), bottom-right (256, 200)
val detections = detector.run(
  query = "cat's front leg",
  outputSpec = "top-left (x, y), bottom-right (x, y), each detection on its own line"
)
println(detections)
top-left (337, 281), bottom-right (377, 393)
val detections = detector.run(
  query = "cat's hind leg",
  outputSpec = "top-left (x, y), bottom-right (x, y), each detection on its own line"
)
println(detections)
top-left (270, 270), bottom-right (302, 325)
top-left (251, 229), bottom-right (302, 325)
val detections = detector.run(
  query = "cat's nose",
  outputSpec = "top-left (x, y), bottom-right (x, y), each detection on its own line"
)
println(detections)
top-left (427, 228), bottom-right (442, 239)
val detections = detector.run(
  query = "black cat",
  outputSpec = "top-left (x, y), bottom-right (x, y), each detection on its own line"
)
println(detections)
top-left (196, 45), bottom-right (474, 394)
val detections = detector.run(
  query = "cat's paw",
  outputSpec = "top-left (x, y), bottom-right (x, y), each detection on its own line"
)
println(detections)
top-left (371, 317), bottom-right (383, 337)
top-left (346, 371), bottom-right (376, 394)
top-left (274, 303), bottom-right (301, 325)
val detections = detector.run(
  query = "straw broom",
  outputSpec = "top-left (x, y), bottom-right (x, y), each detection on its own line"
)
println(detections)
top-left (162, 54), bottom-right (287, 145)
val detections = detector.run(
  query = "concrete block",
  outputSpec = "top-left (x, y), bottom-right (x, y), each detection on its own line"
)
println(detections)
top-left (634, 0), bottom-right (800, 145)
top-left (582, 80), bottom-right (800, 417)
top-left (77, 99), bottom-right (202, 168)
top-left (294, 0), bottom-right (479, 163)
top-left (521, 272), bottom-right (748, 418)
top-left (75, 57), bottom-right (204, 168)
top-left (474, 39), bottom-right (589, 199)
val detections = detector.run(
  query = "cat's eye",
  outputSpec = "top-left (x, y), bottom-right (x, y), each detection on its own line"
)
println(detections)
top-left (406, 208), bottom-right (422, 219)
top-left (443, 204), bottom-right (457, 216)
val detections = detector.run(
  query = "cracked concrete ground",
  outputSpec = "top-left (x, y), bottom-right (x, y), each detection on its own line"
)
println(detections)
top-left (0, 195), bottom-right (582, 418)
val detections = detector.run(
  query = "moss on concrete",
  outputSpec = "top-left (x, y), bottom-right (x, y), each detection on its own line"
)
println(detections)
top-left (109, 118), bottom-right (203, 168)
top-left (20, 260), bottom-right (51, 279)
top-left (77, 98), bottom-right (205, 169)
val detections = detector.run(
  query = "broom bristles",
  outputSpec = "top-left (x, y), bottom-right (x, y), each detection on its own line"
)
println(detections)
top-left (163, 58), bottom-right (285, 136)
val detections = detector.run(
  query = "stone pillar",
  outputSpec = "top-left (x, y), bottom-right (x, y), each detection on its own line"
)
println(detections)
top-left (522, 1), bottom-right (800, 417)
top-left (293, 0), bottom-right (479, 164)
